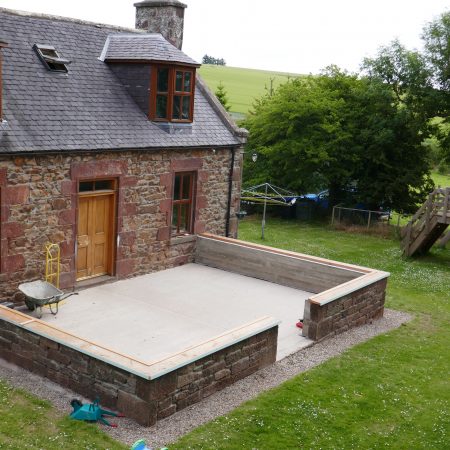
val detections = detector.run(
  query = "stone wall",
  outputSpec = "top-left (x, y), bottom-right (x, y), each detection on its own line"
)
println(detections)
top-left (302, 278), bottom-right (387, 341)
top-left (0, 319), bottom-right (277, 426)
top-left (0, 147), bottom-right (242, 302)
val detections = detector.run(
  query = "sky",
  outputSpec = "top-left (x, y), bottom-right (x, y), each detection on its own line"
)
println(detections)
top-left (0, 0), bottom-right (448, 74)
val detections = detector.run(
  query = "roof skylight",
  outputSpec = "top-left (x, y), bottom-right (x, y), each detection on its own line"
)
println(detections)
top-left (34, 44), bottom-right (71, 72)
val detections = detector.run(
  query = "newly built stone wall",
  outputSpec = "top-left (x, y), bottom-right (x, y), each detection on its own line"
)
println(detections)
top-left (302, 278), bottom-right (387, 341)
top-left (0, 319), bottom-right (277, 426)
top-left (0, 148), bottom-right (242, 302)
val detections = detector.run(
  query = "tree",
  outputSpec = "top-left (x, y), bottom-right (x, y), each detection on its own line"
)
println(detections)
top-left (422, 11), bottom-right (450, 163)
top-left (215, 81), bottom-right (231, 111)
top-left (202, 54), bottom-right (226, 66)
top-left (242, 67), bottom-right (433, 212)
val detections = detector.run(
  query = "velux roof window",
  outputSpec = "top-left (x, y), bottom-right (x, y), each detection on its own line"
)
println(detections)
top-left (34, 44), bottom-right (71, 72)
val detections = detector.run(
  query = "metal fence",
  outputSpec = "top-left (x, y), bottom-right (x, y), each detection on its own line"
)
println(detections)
top-left (331, 205), bottom-right (391, 229)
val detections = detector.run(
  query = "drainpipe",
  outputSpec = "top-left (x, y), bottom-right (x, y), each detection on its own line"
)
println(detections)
top-left (225, 147), bottom-right (236, 237)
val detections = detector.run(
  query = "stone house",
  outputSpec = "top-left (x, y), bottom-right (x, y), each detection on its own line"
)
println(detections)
top-left (0, 1), bottom-right (247, 302)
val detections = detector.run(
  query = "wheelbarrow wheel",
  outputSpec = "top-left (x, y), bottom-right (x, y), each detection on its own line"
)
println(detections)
top-left (24, 299), bottom-right (35, 311)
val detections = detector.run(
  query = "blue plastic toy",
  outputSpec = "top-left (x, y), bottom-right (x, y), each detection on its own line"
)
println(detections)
top-left (70, 397), bottom-right (124, 427)
top-left (130, 440), bottom-right (168, 450)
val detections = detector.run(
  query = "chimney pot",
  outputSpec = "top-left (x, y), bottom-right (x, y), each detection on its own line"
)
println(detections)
top-left (134, 0), bottom-right (187, 50)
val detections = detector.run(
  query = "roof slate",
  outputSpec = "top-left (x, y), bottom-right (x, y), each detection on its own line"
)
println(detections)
top-left (0, 8), bottom-right (242, 154)
top-left (101, 34), bottom-right (199, 66)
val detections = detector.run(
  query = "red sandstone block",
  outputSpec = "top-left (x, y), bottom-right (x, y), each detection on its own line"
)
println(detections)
top-left (159, 173), bottom-right (172, 189)
top-left (121, 203), bottom-right (137, 217)
top-left (59, 272), bottom-right (75, 289)
top-left (171, 158), bottom-right (203, 171)
top-left (4, 185), bottom-right (29, 205)
top-left (119, 231), bottom-right (136, 246)
top-left (3, 222), bottom-right (24, 239)
top-left (157, 227), bottom-right (170, 241)
top-left (2, 254), bottom-right (25, 273)
top-left (196, 195), bottom-right (207, 210)
top-left (60, 180), bottom-right (76, 196)
top-left (116, 259), bottom-right (135, 277)
top-left (71, 160), bottom-right (127, 179)
top-left (121, 176), bottom-right (138, 187)
top-left (193, 221), bottom-right (206, 234)
top-left (0, 167), bottom-right (6, 186)
top-left (198, 170), bottom-right (209, 182)
top-left (59, 209), bottom-right (76, 225)
top-left (159, 198), bottom-right (172, 213)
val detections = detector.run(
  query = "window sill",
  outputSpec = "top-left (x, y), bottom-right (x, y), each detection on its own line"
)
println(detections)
top-left (171, 234), bottom-right (197, 245)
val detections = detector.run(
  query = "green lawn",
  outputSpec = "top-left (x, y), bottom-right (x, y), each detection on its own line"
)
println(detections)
top-left (198, 65), bottom-right (299, 115)
top-left (0, 382), bottom-right (127, 449)
top-left (432, 170), bottom-right (450, 188)
top-left (172, 218), bottom-right (450, 449)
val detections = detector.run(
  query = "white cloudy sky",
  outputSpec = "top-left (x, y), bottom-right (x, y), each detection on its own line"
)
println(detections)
top-left (0, 0), bottom-right (448, 74)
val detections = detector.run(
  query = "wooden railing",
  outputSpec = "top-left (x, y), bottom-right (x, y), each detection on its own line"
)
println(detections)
top-left (401, 187), bottom-right (450, 256)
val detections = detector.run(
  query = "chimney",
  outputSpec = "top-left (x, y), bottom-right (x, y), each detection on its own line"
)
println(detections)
top-left (0, 39), bottom-right (8, 122)
top-left (134, 0), bottom-right (187, 50)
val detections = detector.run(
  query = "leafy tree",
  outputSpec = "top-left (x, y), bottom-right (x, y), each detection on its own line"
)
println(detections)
top-left (422, 11), bottom-right (450, 163)
top-left (215, 81), bottom-right (231, 111)
top-left (242, 67), bottom-right (433, 212)
top-left (202, 54), bottom-right (226, 65)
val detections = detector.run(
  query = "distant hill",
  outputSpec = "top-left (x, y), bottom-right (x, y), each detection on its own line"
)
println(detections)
top-left (198, 65), bottom-right (300, 118)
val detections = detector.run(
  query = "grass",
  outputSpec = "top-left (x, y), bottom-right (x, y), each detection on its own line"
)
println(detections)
top-left (172, 217), bottom-right (450, 449)
top-left (0, 382), bottom-right (127, 449)
top-left (432, 170), bottom-right (450, 188)
top-left (198, 65), bottom-right (299, 115)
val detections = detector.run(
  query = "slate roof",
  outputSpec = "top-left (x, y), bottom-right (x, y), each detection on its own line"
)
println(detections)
top-left (0, 8), bottom-right (244, 154)
top-left (100, 34), bottom-right (199, 66)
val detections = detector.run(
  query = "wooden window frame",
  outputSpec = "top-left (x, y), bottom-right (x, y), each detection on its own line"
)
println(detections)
top-left (171, 171), bottom-right (196, 236)
top-left (149, 65), bottom-right (196, 123)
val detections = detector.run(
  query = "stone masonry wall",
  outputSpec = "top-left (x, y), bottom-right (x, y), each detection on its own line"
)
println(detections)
top-left (302, 278), bottom-right (387, 341)
top-left (0, 320), bottom-right (277, 426)
top-left (0, 147), bottom-right (242, 302)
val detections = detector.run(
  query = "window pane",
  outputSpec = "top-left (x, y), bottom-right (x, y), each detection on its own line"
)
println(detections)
top-left (181, 174), bottom-right (191, 199)
top-left (175, 71), bottom-right (183, 92)
top-left (182, 96), bottom-right (191, 120)
top-left (157, 68), bottom-right (169, 92)
top-left (79, 181), bottom-right (94, 192)
top-left (172, 95), bottom-right (181, 119)
top-left (156, 95), bottom-right (168, 118)
top-left (94, 180), bottom-right (113, 190)
top-left (172, 204), bottom-right (179, 230)
top-left (173, 174), bottom-right (181, 200)
top-left (184, 72), bottom-right (192, 92)
top-left (179, 203), bottom-right (188, 232)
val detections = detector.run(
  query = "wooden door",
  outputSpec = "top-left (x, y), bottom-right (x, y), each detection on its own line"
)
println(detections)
top-left (76, 193), bottom-right (115, 280)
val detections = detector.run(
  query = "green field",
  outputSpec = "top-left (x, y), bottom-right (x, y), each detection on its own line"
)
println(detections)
top-left (433, 170), bottom-right (450, 188)
top-left (199, 65), bottom-right (299, 115)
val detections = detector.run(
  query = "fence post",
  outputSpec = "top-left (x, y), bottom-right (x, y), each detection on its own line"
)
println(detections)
top-left (367, 211), bottom-right (372, 229)
top-left (331, 205), bottom-right (336, 226)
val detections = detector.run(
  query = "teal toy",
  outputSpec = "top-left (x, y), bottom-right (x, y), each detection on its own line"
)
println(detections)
top-left (130, 440), bottom-right (168, 450)
top-left (70, 398), bottom-right (124, 427)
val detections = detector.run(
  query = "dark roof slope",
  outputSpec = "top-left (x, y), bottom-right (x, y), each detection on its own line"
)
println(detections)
top-left (0, 8), bottom-right (244, 154)
top-left (101, 34), bottom-right (199, 66)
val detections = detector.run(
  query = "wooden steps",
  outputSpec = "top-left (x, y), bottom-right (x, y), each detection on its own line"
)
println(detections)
top-left (401, 187), bottom-right (450, 257)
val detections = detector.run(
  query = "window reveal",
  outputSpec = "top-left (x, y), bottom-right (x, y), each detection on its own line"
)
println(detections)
top-left (150, 66), bottom-right (195, 122)
top-left (172, 172), bottom-right (195, 235)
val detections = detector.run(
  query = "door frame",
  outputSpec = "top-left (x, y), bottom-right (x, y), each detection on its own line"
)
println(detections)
top-left (75, 178), bottom-right (118, 281)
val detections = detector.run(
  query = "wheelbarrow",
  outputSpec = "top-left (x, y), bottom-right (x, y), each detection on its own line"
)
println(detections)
top-left (19, 280), bottom-right (78, 318)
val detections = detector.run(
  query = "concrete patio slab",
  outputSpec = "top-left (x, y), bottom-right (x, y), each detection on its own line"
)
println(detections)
top-left (36, 264), bottom-right (312, 361)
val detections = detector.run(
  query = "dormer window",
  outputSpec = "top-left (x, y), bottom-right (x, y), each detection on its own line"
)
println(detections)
top-left (34, 44), bottom-right (71, 72)
top-left (150, 66), bottom-right (196, 123)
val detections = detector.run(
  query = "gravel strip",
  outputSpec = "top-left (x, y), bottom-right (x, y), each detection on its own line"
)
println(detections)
top-left (0, 308), bottom-right (411, 448)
